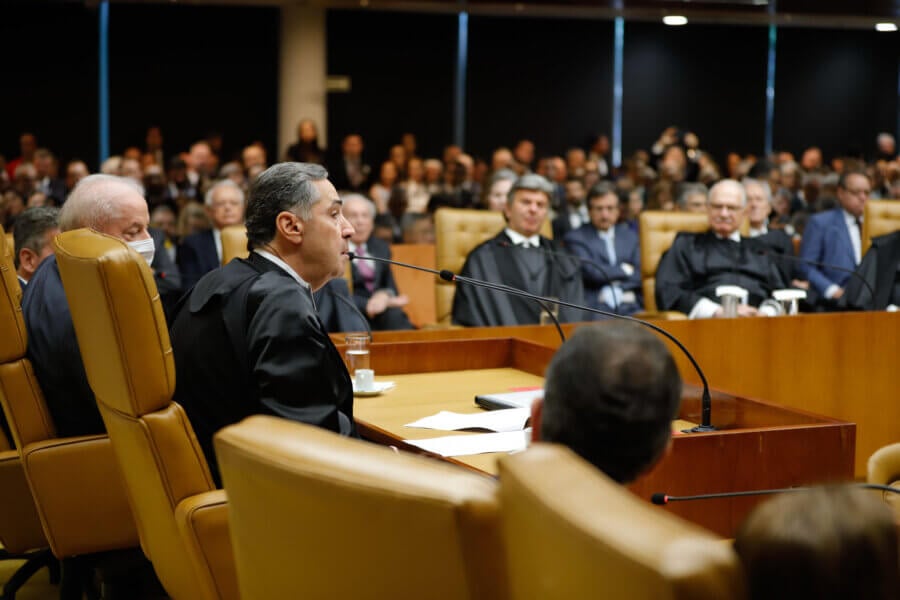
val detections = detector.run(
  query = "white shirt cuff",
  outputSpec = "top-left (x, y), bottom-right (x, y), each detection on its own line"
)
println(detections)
top-left (621, 263), bottom-right (634, 277)
top-left (825, 284), bottom-right (841, 299)
top-left (689, 297), bottom-right (721, 320)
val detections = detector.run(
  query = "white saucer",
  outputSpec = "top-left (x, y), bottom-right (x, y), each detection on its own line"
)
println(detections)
top-left (353, 381), bottom-right (395, 397)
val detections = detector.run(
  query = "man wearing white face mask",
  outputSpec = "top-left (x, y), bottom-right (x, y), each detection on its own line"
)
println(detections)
top-left (22, 174), bottom-right (167, 437)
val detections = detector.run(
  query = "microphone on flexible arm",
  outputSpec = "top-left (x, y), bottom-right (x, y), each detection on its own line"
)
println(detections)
top-left (754, 248), bottom-right (875, 302)
top-left (348, 251), bottom-right (717, 432)
top-left (330, 288), bottom-right (373, 341)
top-left (345, 252), bottom-right (568, 343)
top-left (651, 483), bottom-right (900, 505)
top-left (495, 239), bottom-right (619, 314)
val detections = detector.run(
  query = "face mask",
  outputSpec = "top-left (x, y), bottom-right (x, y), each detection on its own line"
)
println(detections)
top-left (128, 237), bottom-right (155, 266)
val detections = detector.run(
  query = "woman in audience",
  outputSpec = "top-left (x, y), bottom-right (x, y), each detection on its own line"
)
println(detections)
top-left (735, 485), bottom-right (900, 600)
top-left (483, 168), bottom-right (518, 212)
top-left (369, 160), bottom-right (399, 214)
top-left (284, 119), bottom-right (324, 164)
top-left (401, 157), bottom-right (430, 214)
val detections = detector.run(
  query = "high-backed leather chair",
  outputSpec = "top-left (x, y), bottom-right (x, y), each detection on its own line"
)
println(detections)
top-left (0, 226), bottom-right (57, 599)
top-left (215, 415), bottom-right (508, 600)
top-left (499, 444), bottom-right (743, 600)
top-left (434, 208), bottom-right (551, 324)
top-left (863, 200), bottom-right (900, 254)
top-left (867, 442), bottom-right (900, 514)
top-left (219, 224), bottom-right (249, 265)
top-left (53, 229), bottom-right (238, 600)
top-left (0, 228), bottom-right (138, 567)
top-left (639, 211), bottom-right (709, 312)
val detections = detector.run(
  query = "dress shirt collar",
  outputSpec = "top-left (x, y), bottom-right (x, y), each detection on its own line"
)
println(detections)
top-left (348, 240), bottom-right (365, 254)
top-left (17, 275), bottom-right (27, 287)
top-left (597, 226), bottom-right (615, 241)
top-left (212, 227), bottom-right (223, 262)
top-left (748, 224), bottom-right (768, 237)
top-left (505, 228), bottom-right (541, 248)
top-left (253, 249), bottom-right (309, 289)
top-left (843, 210), bottom-right (862, 227)
top-left (714, 230), bottom-right (742, 243)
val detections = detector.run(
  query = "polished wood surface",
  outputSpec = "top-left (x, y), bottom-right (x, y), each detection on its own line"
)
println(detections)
top-left (347, 337), bottom-right (855, 537)
top-left (337, 311), bottom-right (898, 477)
top-left (388, 243), bottom-right (436, 327)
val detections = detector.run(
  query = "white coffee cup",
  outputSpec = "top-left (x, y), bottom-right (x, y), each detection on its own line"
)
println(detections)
top-left (355, 369), bottom-right (375, 392)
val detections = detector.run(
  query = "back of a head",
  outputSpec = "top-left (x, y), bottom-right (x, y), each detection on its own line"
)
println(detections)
top-left (541, 322), bottom-right (682, 483)
top-left (735, 485), bottom-right (900, 600)
top-left (58, 174), bottom-right (140, 232)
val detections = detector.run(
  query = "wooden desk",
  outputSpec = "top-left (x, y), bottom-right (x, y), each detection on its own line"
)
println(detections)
top-left (350, 337), bottom-right (855, 537)
top-left (337, 311), bottom-right (898, 477)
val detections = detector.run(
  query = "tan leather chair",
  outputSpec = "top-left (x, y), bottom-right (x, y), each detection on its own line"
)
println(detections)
top-left (53, 229), bottom-right (238, 600)
top-left (219, 224), bottom-right (249, 265)
top-left (215, 415), bottom-right (508, 600)
top-left (499, 444), bottom-right (743, 600)
top-left (434, 208), bottom-right (552, 324)
top-left (863, 200), bottom-right (900, 254)
top-left (0, 227), bottom-right (58, 598)
top-left (0, 228), bottom-right (138, 564)
top-left (639, 211), bottom-right (709, 312)
top-left (867, 442), bottom-right (900, 515)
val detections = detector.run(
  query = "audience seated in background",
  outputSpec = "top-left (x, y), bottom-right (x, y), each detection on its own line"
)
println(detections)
top-left (735, 485), bottom-right (900, 600)
top-left (744, 177), bottom-right (799, 284)
top-left (22, 174), bottom-right (157, 437)
top-left (564, 182), bottom-right (642, 315)
top-left (169, 163), bottom-right (358, 483)
top-left (531, 322), bottom-right (682, 483)
top-left (655, 179), bottom-right (788, 318)
top-left (844, 230), bottom-right (900, 311)
top-left (400, 212), bottom-right (435, 244)
top-left (343, 194), bottom-right (413, 331)
top-left (551, 177), bottom-right (589, 239)
top-left (676, 182), bottom-right (708, 213)
top-left (13, 206), bottom-right (59, 289)
top-left (452, 173), bottom-right (587, 327)
top-left (177, 179), bottom-right (245, 291)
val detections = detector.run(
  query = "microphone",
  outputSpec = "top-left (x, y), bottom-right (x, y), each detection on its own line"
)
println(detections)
top-left (651, 483), bottom-right (900, 505)
top-left (754, 248), bottom-right (875, 302)
top-left (348, 251), bottom-right (715, 432)
top-left (495, 239), bottom-right (620, 314)
top-left (346, 251), bottom-right (567, 343)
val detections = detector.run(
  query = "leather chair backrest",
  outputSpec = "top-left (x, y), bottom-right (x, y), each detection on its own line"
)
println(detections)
top-left (433, 208), bottom-right (551, 324)
top-left (499, 443), bottom-right (743, 600)
top-left (54, 229), bottom-right (220, 600)
top-left (867, 442), bottom-right (900, 515)
top-left (0, 226), bottom-right (55, 448)
top-left (219, 224), bottom-right (249, 265)
top-left (639, 211), bottom-right (710, 312)
top-left (215, 415), bottom-right (509, 600)
top-left (863, 200), bottom-right (900, 254)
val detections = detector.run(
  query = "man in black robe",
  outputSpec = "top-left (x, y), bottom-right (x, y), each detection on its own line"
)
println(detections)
top-left (452, 173), bottom-right (587, 326)
top-left (169, 163), bottom-right (357, 482)
top-left (656, 179), bottom-right (788, 318)
top-left (843, 231), bottom-right (900, 311)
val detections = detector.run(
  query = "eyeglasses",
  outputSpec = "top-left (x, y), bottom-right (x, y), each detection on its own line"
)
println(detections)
top-left (709, 203), bottom-right (742, 213)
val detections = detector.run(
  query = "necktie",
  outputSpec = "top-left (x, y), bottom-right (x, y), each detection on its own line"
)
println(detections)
top-left (355, 246), bottom-right (376, 292)
top-left (603, 234), bottom-right (616, 265)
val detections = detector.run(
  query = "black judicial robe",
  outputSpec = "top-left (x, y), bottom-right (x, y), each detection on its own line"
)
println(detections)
top-left (755, 229), bottom-right (799, 283)
top-left (655, 231), bottom-right (788, 314)
top-left (844, 231), bottom-right (900, 311)
top-left (314, 278), bottom-right (371, 333)
top-left (451, 231), bottom-right (588, 327)
top-left (170, 252), bottom-right (356, 483)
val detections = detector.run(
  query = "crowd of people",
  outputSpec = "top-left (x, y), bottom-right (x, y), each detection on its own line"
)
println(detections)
top-left (2, 120), bottom-right (899, 598)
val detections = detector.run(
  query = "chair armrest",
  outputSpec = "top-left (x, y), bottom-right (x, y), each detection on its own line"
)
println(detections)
top-left (22, 435), bottom-right (139, 557)
top-left (175, 490), bottom-right (239, 600)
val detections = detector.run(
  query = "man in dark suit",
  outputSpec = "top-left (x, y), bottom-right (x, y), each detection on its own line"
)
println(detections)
top-left (743, 177), bottom-right (800, 285)
top-left (328, 134), bottom-right (371, 193)
top-left (343, 194), bottom-right (413, 330)
top-left (452, 174), bottom-right (587, 326)
top-left (844, 231), bottom-right (900, 311)
top-left (564, 182), bottom-right (642, 315)
top-left (552, 178), bottom-right (589, 241)
top-left (170, 163), bottom-right (358, 483)
top-left (177, 179), bottom-right (245, 291)
top-left (33, 149), bottom-right (67, 206)
top-left (22, 174), bottom-right (160, 438)
top-left (799, 169), bottom-right (871, 308)
top-left (13, 206), bottom-right (59, 290)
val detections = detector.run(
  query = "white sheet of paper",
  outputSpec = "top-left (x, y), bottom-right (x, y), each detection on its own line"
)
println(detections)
top-left (404, 429), bottom-right (530, 457)
top-left (404, 408), bottom-right (530, 433)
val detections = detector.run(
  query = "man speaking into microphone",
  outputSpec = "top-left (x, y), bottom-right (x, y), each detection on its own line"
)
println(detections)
top-left (451, 173), bottom-right (587, 326)
top-left (169, 163), bottom-right (358, 482)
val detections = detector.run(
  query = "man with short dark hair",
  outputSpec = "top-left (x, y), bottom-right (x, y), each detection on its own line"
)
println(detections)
top-left (451, 174), bottom-right (586, 326)
top-left (13, 206), bottom-right (59, 289)
top-left (531, 322), bottom-right (682, 483)
top-left (170, 162), bottom-right (357, 481)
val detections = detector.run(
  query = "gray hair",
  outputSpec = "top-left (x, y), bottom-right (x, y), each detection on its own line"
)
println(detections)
top-left (742, 177), bottom-right (773, 206)
top-left (341, 193), bottom-right (376, 219)
top-left (676, 183), bottom-right (709, 209)
top-left (489, 168), bottom-right (518, 186)
top-left (508, 173), bottom-right (554, 204)
top-left (13, 206), bottom-right (60, 269)
top-left (709, 178), bottom-right (746, 207)
top-left (58, 174), bottom-right (143, 232)
top-left (244, 162), bottom-right (328, 250)
top-left (205, 179), bottom-right (246, 206)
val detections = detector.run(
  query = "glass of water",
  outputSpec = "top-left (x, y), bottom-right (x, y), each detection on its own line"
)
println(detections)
top-left (344, 333), bottom-right (370, 375)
